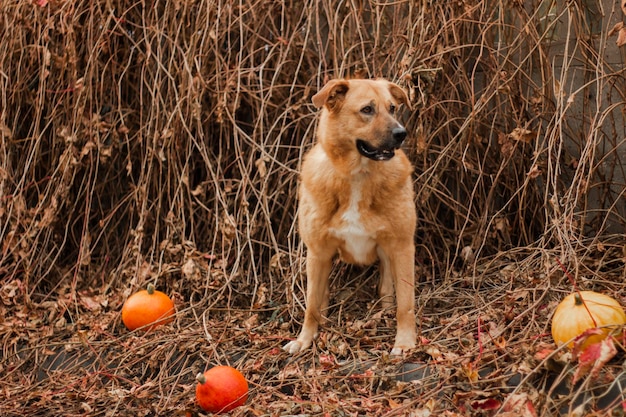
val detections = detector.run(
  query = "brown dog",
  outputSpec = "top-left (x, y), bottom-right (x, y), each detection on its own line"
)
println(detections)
top-left (284, 78), bottom-right (417, 355)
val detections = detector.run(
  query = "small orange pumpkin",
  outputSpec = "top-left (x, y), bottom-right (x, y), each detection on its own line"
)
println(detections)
top-left (551, 290), bottom-right (626, 349)
top-left (121, 284), bottom-right (175, 331)
top-left (195, 366), bottom-right (248, 413)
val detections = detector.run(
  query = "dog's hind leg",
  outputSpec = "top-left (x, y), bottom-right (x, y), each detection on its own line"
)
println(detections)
top-left (283, 251), bottom-right (333, 354)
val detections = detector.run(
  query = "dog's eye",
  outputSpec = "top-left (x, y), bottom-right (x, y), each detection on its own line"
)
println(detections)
top-left (390, 105), bottom-right (396, 114)
top-left (361, 106), bottom-right (374, 115)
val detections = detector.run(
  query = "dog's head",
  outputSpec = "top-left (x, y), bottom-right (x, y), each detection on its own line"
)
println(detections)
top-left (312, 79), bottom-right (410, 162)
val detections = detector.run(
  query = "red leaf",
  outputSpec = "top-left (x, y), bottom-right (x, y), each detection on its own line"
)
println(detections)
top-left (319, 354), bottom-right (337, 369)
top-left (33, 0), bottom-right (48, 6)
top-left (471, 398), bottom-right (501, 411)
top-left (350, 369), bottom-right (374, 379)
top-left (268, 347), bottom-right (283, 355)
top-left (534, 347), bottom-right (554, 361)
top-left (571, 327), bottom-right (604, 357)
top-left (572, 337), bottom-right (617, 385)
top-left (503, 393), bottom-right (537, 417)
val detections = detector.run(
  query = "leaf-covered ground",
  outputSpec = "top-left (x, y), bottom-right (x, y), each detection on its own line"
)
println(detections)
top-left (2, 249), bottom-right (625, 416)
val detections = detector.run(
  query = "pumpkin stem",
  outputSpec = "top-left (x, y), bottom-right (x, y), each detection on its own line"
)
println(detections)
top-left (147, 283), bottom-right (155, 295)
top-left (574, 292), bottom-right (599, 327)
top-left (196, 372), bottom-right (207, 384)
top-left (574, 293), bottom-right (583, 306)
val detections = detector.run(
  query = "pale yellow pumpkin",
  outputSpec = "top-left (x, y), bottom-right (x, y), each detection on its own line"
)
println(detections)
top-left (551, 290), bottom-right (626, 349)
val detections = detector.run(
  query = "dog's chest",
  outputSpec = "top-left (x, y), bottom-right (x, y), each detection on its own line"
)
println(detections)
top-left (329, 179), bottom-right (377, 264)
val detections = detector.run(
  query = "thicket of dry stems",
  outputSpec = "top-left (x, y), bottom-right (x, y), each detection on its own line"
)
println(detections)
top-left (1, 0), bottom-right (626, 416)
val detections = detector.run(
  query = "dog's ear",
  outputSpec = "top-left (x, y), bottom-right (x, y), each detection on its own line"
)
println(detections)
top-left (388, 83), bottom-right (412, 111)
top-left (312, 80), bottom-right (349, 111)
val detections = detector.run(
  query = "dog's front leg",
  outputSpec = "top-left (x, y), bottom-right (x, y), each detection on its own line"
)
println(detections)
top-left (390, 246), bottom-right (417, 355)
top-left (283, 251), bottom-right (332, 354)
top-left (377, 247), bottom-right (395, 311)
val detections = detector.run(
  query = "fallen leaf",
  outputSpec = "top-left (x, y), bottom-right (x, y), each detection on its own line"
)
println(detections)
top-left (268, 347), bottom-right (282, 355)
top-left (255, 157), bottom-right (268, 178)
top-left (410, 408), bottom-right (432, 417)
top-left (425, 345), bottom-right (443, 361)
top-left (572, 337), bottom-right (617, 385)
top-left (571, 327), bottom-right (604, 356)
top-left (181, 258), bottom-right (199, 279)
top-left (243, 313), bottom-right (259, 330)
top-left (358, 397), bottom-right (383, 413)
top-left (0, 122), bottom-right (11, 139)
top-left (617, 28), bottom-right (626, 47)
top-left (509, 127), bottom-right (534, 143)
top-left (534, 347), bottom-right (554, 361)
top-left (494, 336), bottom-right (507, 350)
top-left (567, 93), bottom-right (576, 104)
top-left (460, 246), bottom-right (474, 263)
top-left (410, 398), bottom-right (437, 417)
top-left (499, 138), bottom-right (514, 158)
top-left (319, 354), bottom-right (337, 370)
top-left (387, 397), bottom-right (401, 409)
top-left (1, 279), bottom-right (23, 306)
top-left (460, 361), bottom-right (479, 383)
top-left (471, 398), bottom-right (501, 411)
top-left (502, 393), bottom-right (537, 417)
top-left (79, 295), bottom-right (103, 312)
top-left (527, 165), bottom-right (541, 179)
top-left (610, 22), bottom-right (624, 37)
top-left (349, 368), bottom-right (374, 380)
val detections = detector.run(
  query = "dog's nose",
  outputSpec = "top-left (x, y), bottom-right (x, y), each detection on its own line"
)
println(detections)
top-left (392, 127), bottom-right (407, 146)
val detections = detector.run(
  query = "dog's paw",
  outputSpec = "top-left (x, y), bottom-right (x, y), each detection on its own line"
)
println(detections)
top-left (283, 328), bottom-right (318, 354)
top-left (390, 342), bottom-right (416, 356)
top-left (283, 341), bottom-right (301, 354)
top-left (283, 339), bottom-right (309, 354)
top-left (283, 340), bottom-right (304, 355)
top-left (390, 346), bottom-right (406, 356)
top-left (390, 346), bottom-right (410, 356)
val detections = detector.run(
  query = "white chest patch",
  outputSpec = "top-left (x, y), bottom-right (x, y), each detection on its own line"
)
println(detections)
top-left (331, 179), bottom-right (376, 264)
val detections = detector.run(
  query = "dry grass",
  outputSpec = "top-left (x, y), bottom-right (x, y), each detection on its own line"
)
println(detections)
top-left (1, 0), bottom-right (626, 415)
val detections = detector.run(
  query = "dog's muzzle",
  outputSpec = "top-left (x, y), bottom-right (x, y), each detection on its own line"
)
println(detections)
top-left (357, 127), bottom-right (407, 161)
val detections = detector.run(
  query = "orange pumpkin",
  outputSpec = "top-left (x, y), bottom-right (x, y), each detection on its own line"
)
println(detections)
top-left (551, 290), bottom-right (626, 349)
top-left (121, 284), bottom-right (175, 331)
top-left (196, 366), bottom-right (248, 413)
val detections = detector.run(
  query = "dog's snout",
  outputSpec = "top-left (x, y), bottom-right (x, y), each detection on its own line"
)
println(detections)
top-left (392, 127), bottom-right (407, 146)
